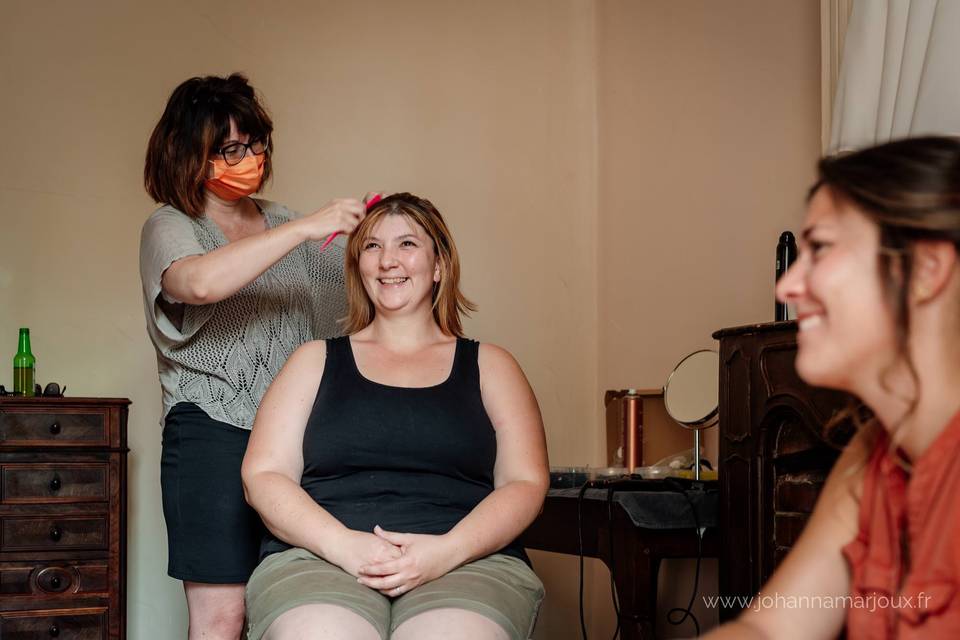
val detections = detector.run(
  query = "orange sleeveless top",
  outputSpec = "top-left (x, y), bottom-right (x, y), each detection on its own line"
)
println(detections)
top-left (842, 411), bottom-right (960, 638)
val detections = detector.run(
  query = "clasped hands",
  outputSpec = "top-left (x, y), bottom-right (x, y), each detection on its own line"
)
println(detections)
top-left (334, 525), bottom-right (460, 597)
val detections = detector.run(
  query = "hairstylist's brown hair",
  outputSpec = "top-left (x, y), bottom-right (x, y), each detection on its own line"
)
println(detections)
top-left (343, 193), bottom-right (477, 336)
top-left (813, 136), bottom-right (960, 446)
top-left (144, 73), bottom-right (274, 219)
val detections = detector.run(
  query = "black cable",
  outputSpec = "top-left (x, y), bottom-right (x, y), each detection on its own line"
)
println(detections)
top-left (577, 481), bottom-right (591, 640)
top-left (606, 486), bottom-right (621, 640)
top-left (579, 478), bottom-right (707, 638)
top-left (665, 480), bottom-right (702, 636)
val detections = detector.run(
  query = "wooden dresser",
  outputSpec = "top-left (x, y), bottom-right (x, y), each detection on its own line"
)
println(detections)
top-left (0, 397), bottom-right (129, 639)
top-left (713, 322), bottom-right (852, 619)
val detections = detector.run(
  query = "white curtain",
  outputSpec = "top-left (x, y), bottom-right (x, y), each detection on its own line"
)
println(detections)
top-left (829, 0), bottom-right (960, 153)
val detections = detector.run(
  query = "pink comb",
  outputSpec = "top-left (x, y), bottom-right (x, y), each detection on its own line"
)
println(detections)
top-left (319, 194), bottom-right (383, 251)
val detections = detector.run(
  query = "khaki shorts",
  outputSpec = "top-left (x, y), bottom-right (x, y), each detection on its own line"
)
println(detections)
top-left (245, 547), bottom-right (544, 640)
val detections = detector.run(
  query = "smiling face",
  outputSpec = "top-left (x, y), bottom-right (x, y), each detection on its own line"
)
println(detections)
top-left (776, 187), bottom-right (900, 392)
top-left (358, 213), bottom-right (441, 316)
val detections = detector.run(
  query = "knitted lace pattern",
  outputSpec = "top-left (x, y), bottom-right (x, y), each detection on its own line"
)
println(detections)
top-left (160, 210), bottom-right (346, 429)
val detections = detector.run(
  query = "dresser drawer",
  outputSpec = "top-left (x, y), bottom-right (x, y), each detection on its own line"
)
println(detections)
top-left (0, 561), bottom-right (109, 596)
top-left (2, 464), bottom-right (109, 503)
top-left (1, 516), bottom-right (108, 552)
top-left (0, 607), bottom-right (107, 639)
top-left (0, 410), bottom-right (107, 447)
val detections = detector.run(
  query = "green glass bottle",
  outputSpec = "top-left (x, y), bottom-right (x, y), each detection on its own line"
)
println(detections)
top-left (13, 328), bottom-right (36, 397)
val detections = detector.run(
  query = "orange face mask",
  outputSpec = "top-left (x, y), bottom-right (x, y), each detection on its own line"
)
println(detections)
top-left (204, 152), bottom-right (264, 201)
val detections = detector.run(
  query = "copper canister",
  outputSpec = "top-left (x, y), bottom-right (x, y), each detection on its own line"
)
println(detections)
top-left (622, 390), bottom-right (642, 473)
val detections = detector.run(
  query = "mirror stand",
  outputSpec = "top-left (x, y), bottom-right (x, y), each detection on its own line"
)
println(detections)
top-left (663, 349), bottom-right (719, 481)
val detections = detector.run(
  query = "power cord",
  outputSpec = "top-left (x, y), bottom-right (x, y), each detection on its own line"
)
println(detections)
top-left (605, 486), bottom-right (621, 640)
top-left (578, 480), bottom-right (619, 640)
top-left (577, 478), bottom-right (707, 639)
top-left (664, 478), bottom-right (703, 636)
top-left (577, 481), bottom-right (592, 640)
top-left (576, 480), bottom-right (634, 640)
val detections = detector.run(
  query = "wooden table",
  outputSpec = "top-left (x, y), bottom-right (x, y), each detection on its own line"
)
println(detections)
top-left (521, 486), bottom-right (718, 640)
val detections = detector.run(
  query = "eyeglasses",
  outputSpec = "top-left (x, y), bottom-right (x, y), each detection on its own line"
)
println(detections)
top-left (216, 136), bottom-right (269, 166)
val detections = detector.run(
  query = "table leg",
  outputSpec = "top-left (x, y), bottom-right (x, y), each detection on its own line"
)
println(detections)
top-left (521, 492), bottom-right (718, 639)
top-left (605, 510), bottom-right (659, 640)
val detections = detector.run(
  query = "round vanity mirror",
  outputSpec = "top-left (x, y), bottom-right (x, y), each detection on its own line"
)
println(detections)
top-left (663, 349), bottom-right (719, 479)
top-left (664, 349), bottom-right (719, 430)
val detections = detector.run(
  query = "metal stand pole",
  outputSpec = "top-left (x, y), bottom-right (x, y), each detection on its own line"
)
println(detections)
top-left (694, 429), bottom-right (701, 481)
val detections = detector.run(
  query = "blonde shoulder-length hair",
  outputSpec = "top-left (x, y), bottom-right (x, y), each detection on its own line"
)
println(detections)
top-left (342, 193), bottom-right (477, 336)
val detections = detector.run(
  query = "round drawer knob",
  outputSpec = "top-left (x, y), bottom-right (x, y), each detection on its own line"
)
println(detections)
top-left (37, 566), bottom-right (72, 593)
top-left (49, 623), bottom-right (60, 637)
top-left (49, 422), bottom-right (61, 435)
top-left (49, 526), bottom-right (62, 542)
top-left (49, 476), bottom-right (62, 492)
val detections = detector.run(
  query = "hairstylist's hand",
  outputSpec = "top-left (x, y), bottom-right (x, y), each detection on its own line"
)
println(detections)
top-left (325, 529), bottom-right (403, 578)
top-left (297, 198), bottom-right (366, 242)
top-left (356, 525), bottom-right (461, 596)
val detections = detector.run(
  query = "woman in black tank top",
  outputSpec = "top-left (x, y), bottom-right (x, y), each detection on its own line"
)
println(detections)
top-left (241, 193), bottom-right (549, 640)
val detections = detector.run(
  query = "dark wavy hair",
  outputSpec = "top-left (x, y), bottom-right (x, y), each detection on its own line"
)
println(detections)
top-left (144, 73), bottom-right (274, 218)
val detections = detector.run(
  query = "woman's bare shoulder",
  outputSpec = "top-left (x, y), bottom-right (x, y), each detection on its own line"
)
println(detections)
top-left (278, 339), bottom-right (329, 381)
top-left (477, 342), bottom-right (519, 368)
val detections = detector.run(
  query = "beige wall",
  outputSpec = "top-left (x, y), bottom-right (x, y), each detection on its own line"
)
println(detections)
top-left (592, 1), bottom-right (821, 636)
top-left (1, 1), bottom-right (597, 638)
top-left (598, 0), bottom-right (821, 390)
top-left (0, 1), bottom-right (819, 638)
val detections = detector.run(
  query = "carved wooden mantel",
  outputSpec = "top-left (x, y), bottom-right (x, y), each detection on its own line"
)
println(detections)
top-left (713, 321), bottom-right (852, 617)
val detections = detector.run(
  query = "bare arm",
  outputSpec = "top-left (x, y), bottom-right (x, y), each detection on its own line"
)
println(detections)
top-left (241, 341), bottom-right (344, 556)
top-left (163, 198), bottom-right (363, 305)
top-left (241, 341), bottom-right (401, 573)
top-left (442, 343), bottom-right (550, 564)
top-left (701, 428), bottom-right (870, 640)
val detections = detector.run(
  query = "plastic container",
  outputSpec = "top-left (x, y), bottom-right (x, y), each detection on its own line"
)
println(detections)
top-left (634, 466), bottom-right (673, 480)
top-left (548, 466), bottom-right (630, 488)
top-left (548, 466), bottom-right (590, 488)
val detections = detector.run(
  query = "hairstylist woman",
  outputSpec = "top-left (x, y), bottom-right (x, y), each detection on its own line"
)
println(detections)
top-left (139, 73), bottom-right (365, 639)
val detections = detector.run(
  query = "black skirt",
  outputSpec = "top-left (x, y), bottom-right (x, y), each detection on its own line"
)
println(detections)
top-left (160, 402), bottom-right (266, 583)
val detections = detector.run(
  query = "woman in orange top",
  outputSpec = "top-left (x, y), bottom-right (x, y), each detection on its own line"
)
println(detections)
top-left (704, 136), bottom-right (960, 639)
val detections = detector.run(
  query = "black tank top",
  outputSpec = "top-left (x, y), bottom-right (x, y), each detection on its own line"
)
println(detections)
top-left (260, 336), bottom-right (528, 563)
